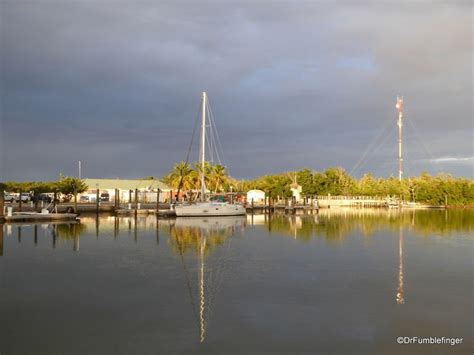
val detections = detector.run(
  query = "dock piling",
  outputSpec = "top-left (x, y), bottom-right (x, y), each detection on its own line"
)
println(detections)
top-left (0, 191), bottom-right (4, 223)
top-left (156, 189), bottom-right (160, 216)
top-left (96, 188), bottom-right (100, 213)
top-left (114, 189), bottom-right (119, 210)
top-left (18, 191), bottom-right (22, 212)
top-left (135, 188), bottom-right (138, 217)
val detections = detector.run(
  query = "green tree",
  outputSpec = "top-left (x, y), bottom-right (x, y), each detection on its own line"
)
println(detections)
top-left (323, 167), bottom-right (356, 195)
top-left (296, 168), bottom-right (315, 197)
top-left (58, 177), bottom-right (88, 212)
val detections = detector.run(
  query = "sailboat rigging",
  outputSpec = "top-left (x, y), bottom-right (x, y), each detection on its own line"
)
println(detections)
top-left (174, 92), bottom-right (246, 217)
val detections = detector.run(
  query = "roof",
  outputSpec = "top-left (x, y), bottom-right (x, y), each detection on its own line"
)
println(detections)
top-left (247, 189), bottom-right (265, 194)
top-left (290, 182), bottom-right (301, 189)
top-left (83, 178), bottom-right (170, 191)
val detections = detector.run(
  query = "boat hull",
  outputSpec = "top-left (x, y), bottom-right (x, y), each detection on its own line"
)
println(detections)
top-left (174, 202), bottom-right (246, 217)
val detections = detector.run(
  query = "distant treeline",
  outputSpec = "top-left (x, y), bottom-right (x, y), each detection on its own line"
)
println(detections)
top-left (164, 163), bottom-right (474, 206)
top-left (3, 166), bottom-right (473, 206)
top-left (241, 168), bottom-right (474, 206)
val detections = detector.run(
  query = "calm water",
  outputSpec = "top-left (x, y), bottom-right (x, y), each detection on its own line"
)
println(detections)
top-left (0, 209), bottom-right (472, 355)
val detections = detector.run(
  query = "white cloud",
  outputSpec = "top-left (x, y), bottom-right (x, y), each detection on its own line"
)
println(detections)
top-left (430, 156), bottom-right (474, 164)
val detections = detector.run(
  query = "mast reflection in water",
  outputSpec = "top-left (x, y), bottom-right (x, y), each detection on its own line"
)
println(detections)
top-left (170, 216), bottom-right (246, 343)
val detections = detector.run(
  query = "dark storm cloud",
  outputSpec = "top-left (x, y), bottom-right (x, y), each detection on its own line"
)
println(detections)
top-left (1, 0), bottom-right (472, 180)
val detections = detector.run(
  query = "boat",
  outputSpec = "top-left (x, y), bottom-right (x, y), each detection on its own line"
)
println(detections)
top-left (4, 210), bottom-right (79, 222)
top-left (174, 92), bottom-right (246, 217)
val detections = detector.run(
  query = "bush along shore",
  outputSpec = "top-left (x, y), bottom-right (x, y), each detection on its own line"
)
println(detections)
top-left (2, 166), bottom-right (473, 209)
top-left (163, 163), bottom-right (474, 207)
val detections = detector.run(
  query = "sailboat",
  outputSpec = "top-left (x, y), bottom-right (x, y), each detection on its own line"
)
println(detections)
top-left (174, 92), bottom-right (246, 217)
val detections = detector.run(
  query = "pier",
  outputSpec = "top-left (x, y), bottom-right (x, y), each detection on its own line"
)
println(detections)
top-left (314, 195), bottom-right (393, 208)
top-left (246, 195), bottom-right (392, 214)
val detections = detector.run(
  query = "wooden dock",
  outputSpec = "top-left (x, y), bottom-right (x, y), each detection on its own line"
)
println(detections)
top-left (246, 195), bottom-right (394, 214)
top-left (314, 195), bottom-right (391, 208)
top-left (246, 205), bottom-right (319, 214)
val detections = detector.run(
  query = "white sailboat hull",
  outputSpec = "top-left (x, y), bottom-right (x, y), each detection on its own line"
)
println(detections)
top-left (175, 202), bottom-right (246, 217)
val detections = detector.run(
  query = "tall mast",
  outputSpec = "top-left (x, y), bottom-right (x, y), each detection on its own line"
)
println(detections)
top-left (200, 92), bottom-right (207, 201)
top-left (396, 96), bottom-right (404, 181)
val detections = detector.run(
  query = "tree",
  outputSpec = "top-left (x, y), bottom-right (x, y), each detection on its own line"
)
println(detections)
top-left (163, 162), bottom-right (196, 190)
top-left (58, 177), bottom-right (88, 212)
top-left (323, 167), bottom-right (356, 195)
top-left (208, 164), bottom-right (229, 193)
top-left (161, 162), bottom-right (474, 206)
top-left (296, 168), bottom-right (315, 197)
top-left (163, 161), bottom-right (233, 200)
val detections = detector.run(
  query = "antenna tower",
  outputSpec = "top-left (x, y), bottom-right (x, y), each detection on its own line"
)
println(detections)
top-left (396, 96), bottom-right (404, 181)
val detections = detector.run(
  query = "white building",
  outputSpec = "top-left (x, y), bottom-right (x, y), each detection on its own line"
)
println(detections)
top-left (290, 181), bottom-right (302, 203)
top-left (81, 178), bottom-right (171, 203)
top-left (246, 189), bottom-right (265, 205)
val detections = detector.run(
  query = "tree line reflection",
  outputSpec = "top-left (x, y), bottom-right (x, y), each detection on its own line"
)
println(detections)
top-left (0, 209), bottom-right (472, 255)
top-left (250, 208), bottom-right (473, 242)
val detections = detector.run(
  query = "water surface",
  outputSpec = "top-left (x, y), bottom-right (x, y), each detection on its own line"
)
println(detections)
top-left (0, 209), bottom-right (472, 354)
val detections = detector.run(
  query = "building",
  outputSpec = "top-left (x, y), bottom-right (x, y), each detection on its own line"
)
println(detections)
top-left (246, 189), bottom-right (265, 205)
top-left (81, 178), bottom-right (171, 203)
top-left (290, 181), bottom-right (302, 203)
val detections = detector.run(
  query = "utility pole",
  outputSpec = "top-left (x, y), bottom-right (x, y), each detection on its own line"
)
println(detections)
top-left (78, 160), bottom-right (82, 179)
top-left (396, 96), bottom-right (404, 181)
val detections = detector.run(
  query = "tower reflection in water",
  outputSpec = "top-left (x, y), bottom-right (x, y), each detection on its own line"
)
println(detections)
top-left (247, 210), bottom-right (410, 305)
top-left (169, 216), bottom-right (246, 343)
top-left (396, 226), bottom-right (405, 305)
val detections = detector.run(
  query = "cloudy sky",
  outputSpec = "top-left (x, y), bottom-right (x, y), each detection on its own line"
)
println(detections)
top-left (1, 0), bottom-right (472, 181)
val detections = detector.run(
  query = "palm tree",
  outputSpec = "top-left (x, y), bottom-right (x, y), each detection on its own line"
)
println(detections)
top-left (208, 164), bottom-right (229, 193)
top-left (164, 162), bottom-right (196, 190)
top-left (164, 162), bottom-right (233, 199)
top-left (194, 161), bottom-right (212, 190)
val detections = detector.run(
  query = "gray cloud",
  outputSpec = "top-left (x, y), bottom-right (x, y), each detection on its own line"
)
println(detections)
top-left (1, 0), bottom-right (472, 181)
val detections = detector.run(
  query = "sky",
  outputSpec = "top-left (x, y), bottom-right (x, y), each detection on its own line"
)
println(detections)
top-left (1, 0), bottom-right (472, 181)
